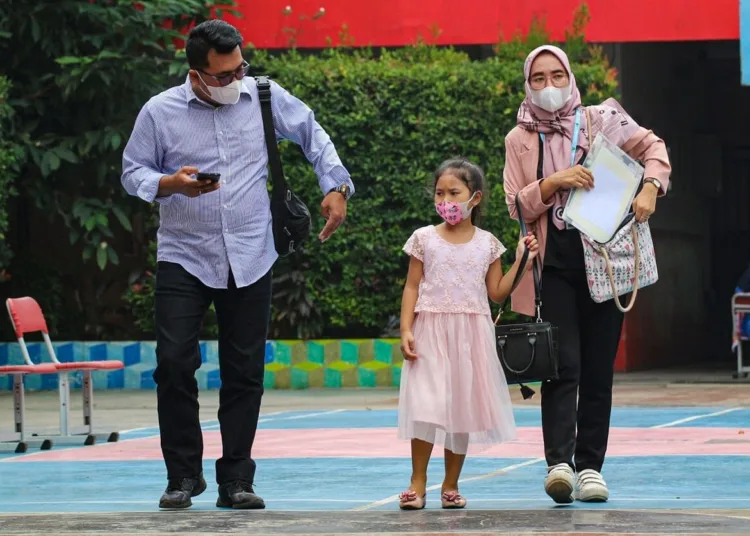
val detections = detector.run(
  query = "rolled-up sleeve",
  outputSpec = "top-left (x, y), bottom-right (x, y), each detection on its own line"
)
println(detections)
top-left (269, 80), bottom-right (354, 197)
top-left (622, 127), bottom-right (672, 196)
top-left (121, 103), bottom-right (170, 204)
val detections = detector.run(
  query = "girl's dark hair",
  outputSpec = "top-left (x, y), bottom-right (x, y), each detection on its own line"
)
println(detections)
top-left (433, 158), bottom-right (487, 225)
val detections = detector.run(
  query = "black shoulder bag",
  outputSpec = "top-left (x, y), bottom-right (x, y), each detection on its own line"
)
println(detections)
top-left (494, 193), bottom-right (559, 399)
top-left (255, 76), bottom-right (312, 257)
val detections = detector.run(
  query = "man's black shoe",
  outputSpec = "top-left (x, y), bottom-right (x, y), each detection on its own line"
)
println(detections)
top-left (216, 481), bottom-right (266, 509)
top-left (159, 474), bottom-right (207, 509)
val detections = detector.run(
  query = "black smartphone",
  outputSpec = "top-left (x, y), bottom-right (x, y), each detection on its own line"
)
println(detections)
top-left (197, 172), bottom-right (221, 183)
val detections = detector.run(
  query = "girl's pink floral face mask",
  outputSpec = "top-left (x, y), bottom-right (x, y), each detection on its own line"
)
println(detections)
top-left (435, 194), bottom-right (476, 225)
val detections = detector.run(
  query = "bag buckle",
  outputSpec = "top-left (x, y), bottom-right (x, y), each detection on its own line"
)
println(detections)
top-left (535, 303), bottom-right (543, 323)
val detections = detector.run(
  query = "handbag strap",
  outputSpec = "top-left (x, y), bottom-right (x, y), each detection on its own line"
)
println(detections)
top-left (494, 193), bottom-right (543, 325)
top-left (255, 76), bottom-right (289, 201)
top-left (585, 106), bottom-right (642, 313)
top-left (600, 225), bottom-right (642, 313)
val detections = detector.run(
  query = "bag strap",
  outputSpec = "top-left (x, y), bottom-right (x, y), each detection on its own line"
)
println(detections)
top-left (600, 225), bottom-right (641, 313)
top-left (255, 76), bottom-right (289, 200)
top-left (585, 106), bottom-right (642, 314)
top-left (494, 193), bottom-right (543, 325)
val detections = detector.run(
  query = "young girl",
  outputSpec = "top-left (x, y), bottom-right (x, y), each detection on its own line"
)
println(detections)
top-left (398, 158), bottom-right (539, 510)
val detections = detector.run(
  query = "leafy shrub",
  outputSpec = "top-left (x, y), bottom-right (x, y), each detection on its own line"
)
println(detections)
top-left (0, 76), bottom-right (21, 276)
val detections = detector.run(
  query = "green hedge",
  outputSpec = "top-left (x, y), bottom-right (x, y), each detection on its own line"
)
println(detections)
top-left (126, 34), bottom-right (618, 339)
top-left (0, 76), bottom-right (21, 276)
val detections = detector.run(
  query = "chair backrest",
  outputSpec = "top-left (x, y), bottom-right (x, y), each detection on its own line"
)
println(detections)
top-left (6, 297), bottom-right (49, 338)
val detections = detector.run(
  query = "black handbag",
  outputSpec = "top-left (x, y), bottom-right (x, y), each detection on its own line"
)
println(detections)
top-left (256, 76), bottom-right (312, 257)
top-left (494, 193), bottom-right (559, 399)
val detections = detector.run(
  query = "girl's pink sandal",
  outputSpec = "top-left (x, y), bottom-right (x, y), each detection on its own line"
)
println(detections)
top-left (398, 490), bottom-right (426, 510)
top-left (441, 490), bottom-right (467, 509)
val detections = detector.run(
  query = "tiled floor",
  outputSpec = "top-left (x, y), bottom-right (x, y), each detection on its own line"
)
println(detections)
top-left (0, 384), bottom-right (749, 534)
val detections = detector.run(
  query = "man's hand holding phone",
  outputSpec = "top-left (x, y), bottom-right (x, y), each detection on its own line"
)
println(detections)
top-left (158, 166), bottom-right (221, 198)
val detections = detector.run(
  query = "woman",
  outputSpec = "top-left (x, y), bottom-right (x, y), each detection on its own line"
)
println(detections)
top-left (503, 45), bottom-right (671, 504)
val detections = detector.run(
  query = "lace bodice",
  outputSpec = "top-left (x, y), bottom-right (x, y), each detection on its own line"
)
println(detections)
top-left (403, 226), bottom-right (507, 316)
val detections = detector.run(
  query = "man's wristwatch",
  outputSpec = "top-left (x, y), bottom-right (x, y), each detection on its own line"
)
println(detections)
top-left (328, 184), bottom-right (351, 200)
top-left (643, 177), bottom-right (661, 192)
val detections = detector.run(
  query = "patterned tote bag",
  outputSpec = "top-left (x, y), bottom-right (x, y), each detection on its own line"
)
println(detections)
top-left (580, 108), bottom-right (659, 313)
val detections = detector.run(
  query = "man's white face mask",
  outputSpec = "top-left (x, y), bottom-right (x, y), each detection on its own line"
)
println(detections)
top-left (197, 73), bottom-right (241, 106)
top-left (530, 84), bottom-right (572, 113)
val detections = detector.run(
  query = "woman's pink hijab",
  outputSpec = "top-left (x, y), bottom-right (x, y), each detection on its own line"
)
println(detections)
top-left (516, 45), bottom-right (639, 229)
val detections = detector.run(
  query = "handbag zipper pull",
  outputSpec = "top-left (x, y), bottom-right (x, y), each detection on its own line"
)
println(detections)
top-left (520, 384), bottom-right (536, 400)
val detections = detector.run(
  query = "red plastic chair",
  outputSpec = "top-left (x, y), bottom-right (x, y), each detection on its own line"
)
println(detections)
top-left (6, 297), bottom-right (125, 446)
top-left (0, 362), bottom-right (58, 453)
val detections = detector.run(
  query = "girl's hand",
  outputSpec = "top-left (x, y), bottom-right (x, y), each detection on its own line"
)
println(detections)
top-left (400, 331), bottom-right (418, 361)
top-left (516, 232), bottom-right (540, 270)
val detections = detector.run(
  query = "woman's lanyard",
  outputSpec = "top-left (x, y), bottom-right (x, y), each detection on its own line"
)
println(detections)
top-left (538, 108), bottom-right (582, 231)
top-left (538, 108), bottom-right (582, 168)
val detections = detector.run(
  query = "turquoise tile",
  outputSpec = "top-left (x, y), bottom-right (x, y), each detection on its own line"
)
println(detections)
top-left (88, 343), bottom-right (107, 362)
top-left (196, 363), bottom-right (220, 390)
top-left (203, 341), bottom-right (219, 364)
top-left (375, 340), bottom-right (394, 364)
top-left (123, 343), bottom-right (141, 367)
top-left (24, 373), bottom-right (41, 391)
top-left (139, 342), bottom-right (157, 364)
top-left (92, 369), bottom-right (112, 390)
top-left (341, 341), bottom-right (358, 365)
top-left (307, 341), bottom-right (325, 365)
top-left (125, 363), bottom-right (154, 389)
top-left (55, 342), bottom-right (75, 363)
top-left (274, 342), bottom-right (292, 366)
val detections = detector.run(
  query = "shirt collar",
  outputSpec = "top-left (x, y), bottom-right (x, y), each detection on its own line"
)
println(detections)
top-left (183, 74), bottom-right (253, 105)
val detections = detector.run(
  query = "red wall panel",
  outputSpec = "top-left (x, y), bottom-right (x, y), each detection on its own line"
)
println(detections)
top-left (227, 0), bottom-right (739, 49)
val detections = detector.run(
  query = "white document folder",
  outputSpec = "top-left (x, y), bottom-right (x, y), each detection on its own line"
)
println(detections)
top-left (562, 132), bottom-right (644, 243)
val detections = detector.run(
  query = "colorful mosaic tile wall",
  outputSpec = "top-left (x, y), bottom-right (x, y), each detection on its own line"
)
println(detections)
top-left (0, 340), bottom-right (403, 391)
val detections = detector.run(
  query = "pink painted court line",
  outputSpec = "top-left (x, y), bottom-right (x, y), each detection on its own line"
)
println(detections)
top-left (5, 427), bottom-right (750, 463)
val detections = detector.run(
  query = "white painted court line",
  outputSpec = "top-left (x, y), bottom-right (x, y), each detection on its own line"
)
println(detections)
top-left (260, 409), bottom-right (348, 422)
top-left (118, 410), bottom-right (297, 434)
top-left (351, 406), bottom-right (748, 511)
top-left (201, 409), bottom-right (348, 430)
top-left (651, 407), bottom-right (745, 429)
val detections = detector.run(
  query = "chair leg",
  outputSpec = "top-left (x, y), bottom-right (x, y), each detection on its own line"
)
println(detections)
top-left (82, 370), bottom-right (95, 443)
top-left (0, 374), bottom-right (29, 453)
top-left (13, 374), bottom-right (25, 442)
top-left (58, 371), bottom-right (70, 437)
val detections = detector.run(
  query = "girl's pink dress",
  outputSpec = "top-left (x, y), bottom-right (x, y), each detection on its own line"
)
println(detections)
top-left (399, 225), bottom-right (517, 454)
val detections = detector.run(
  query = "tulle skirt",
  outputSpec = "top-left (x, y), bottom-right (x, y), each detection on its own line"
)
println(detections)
top-left (398, 312), bottom-right (517, 455)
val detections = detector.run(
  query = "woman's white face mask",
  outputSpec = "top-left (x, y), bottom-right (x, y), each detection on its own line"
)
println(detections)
top-left (530, 84), bottom-right (572, 113)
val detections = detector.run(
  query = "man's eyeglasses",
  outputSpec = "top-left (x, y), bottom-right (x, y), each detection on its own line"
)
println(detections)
top-left (200, 60), bottom-right (250, 87)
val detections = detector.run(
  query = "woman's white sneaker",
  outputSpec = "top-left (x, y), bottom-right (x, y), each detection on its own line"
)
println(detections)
top-left (544, 463), bottom-right (575, 504)
top-left (576, 469), bottom-right (609, 502)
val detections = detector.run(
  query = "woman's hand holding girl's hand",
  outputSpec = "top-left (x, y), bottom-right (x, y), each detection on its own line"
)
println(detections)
top-left (400, 331), bottom-right (418, 361)
top-left (516, 232), bottom-right (540, 270)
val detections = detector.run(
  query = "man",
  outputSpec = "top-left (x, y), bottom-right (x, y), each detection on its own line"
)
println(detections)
top-left (121, 20), bottom-right (354, 510)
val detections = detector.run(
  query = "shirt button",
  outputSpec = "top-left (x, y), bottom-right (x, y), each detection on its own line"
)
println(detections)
top-left (222, 180), bottom-right (227, 184)
top-left (223, 204), bottom-right (228, 209)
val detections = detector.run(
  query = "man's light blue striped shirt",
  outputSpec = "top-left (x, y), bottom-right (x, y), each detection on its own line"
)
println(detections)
top-left (122, 76), bottom-right (354, 289)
